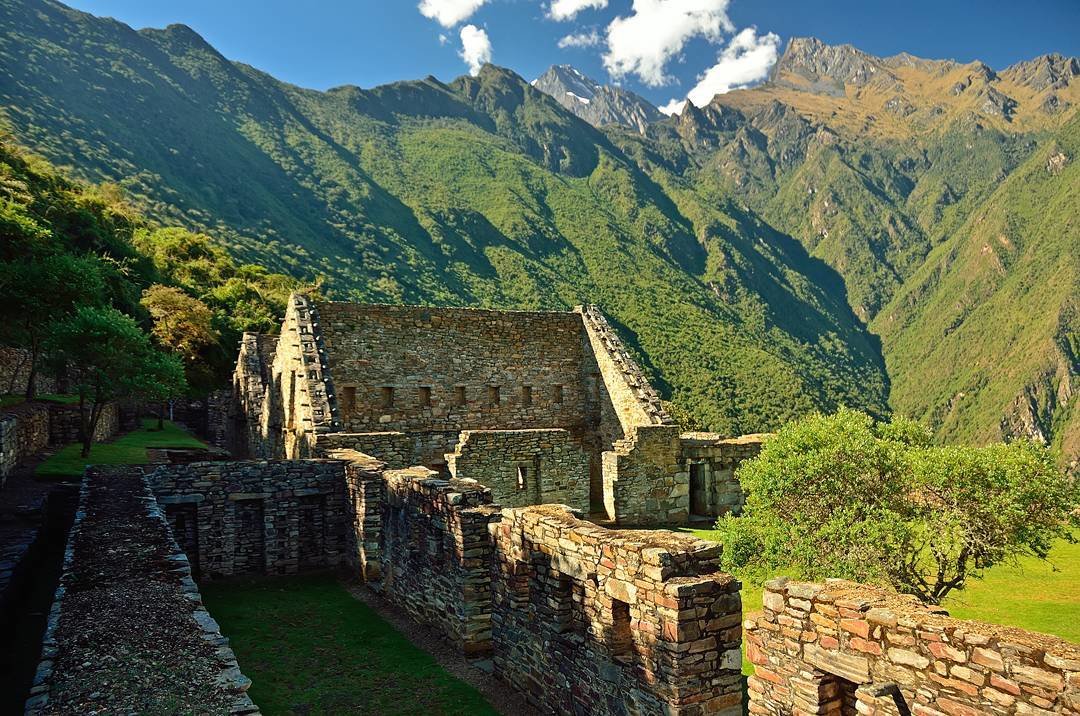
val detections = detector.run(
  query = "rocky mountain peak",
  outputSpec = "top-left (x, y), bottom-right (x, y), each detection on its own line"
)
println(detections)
top-left (770, 36), bottom-right (895, 95)
top-left (1003, 54), bottom-right (1080, 92)
top-left (532, 65), bottom-right (662, 134)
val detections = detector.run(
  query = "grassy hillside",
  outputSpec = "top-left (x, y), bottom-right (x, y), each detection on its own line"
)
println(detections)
top-left (872, 113), bottom-right (1079, 461)
top-left (0, 0), bottom-right (888, 434)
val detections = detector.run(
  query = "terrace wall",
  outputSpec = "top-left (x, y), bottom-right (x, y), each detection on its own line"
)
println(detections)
top-left (0, 402), bottom-right (49, 487)
top-left (746, 578), bottom-right (1080, 715)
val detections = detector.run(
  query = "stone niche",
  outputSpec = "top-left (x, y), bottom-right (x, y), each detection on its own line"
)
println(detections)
top-left (746, 578), bottom-right (1080, 716)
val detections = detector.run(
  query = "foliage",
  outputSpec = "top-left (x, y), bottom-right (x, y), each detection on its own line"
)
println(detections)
top-left (201, 575), bottom-right (498, 715)
top-left (0, 136), bottom-right (300, 392)
top-left (716, 409), bottom-right (1079, 603)
top-left (44, 305), bottom-right (187, 455)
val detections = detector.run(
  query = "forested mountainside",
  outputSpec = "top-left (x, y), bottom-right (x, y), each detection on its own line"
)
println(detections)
top-left (0, 0), bottom-right (888, 434)
top-left (0, 0), bottom-right (1075, 459)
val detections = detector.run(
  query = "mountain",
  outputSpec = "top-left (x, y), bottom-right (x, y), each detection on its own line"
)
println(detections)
top-left (532, 65), bottom-right (663, 134)
top-left (873, 113), bottom-right (1079, 467)
top-left (0, 0), bottom-right (889, 436)
top-left (0, 0), bottom-right (1076, 463)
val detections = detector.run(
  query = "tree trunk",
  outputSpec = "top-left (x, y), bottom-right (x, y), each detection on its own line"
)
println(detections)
top-left (81, 401), bottom-right (102, 458)
top-left (158, 401), bottom-right (165, 430)
top-left (24, 329), bottom-right (39, 401)
top-left (78, 393), bottom-right (90, 457)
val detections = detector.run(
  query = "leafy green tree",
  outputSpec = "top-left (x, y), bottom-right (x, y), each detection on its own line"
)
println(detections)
top-left (45, 306), bottom-right (187, 456)
top-left (717, 408), bottom-right (1078, 603)
top-left (0, 251), bottom-right (106, 399)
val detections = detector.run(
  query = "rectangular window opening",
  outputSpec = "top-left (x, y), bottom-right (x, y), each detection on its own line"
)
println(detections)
top-left (418, 386), bottom-right (432, 407)
top-left (454, 385), bottom-right (467, 406)
top-left (380, 386), bottom-right (394, 408)
top-left (340, 386), bottom-right (356, 417)
top-left (517, 465), bottom-right (528, 491)
top-left (552, 384), bottom-right (564, 404)
top-left (522, 385), bottom-right (533, 407)
top-left (610, 598), bottom-right (633, 658)
top-left (488, 385), bottom-right (500, 406)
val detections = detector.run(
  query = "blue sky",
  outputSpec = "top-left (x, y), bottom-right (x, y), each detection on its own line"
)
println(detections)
top-left (65, 0), bottom-right (1080, 112)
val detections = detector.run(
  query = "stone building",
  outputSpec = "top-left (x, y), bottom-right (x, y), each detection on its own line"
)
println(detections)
top-left (230, 294), bottom-right (763, 526)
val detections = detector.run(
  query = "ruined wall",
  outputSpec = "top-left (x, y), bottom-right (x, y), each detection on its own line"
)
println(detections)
top-left (315, 430), bottom-right (448, 470)
top-left (0, 402), bottom-right (49, 486)
top-left (266, 296), bottom-right (337, 459)
top-left (678, 432), bottom-right (765, 518)
top-left (446, 429), bottom-right (590, 510)
top-left (491, 504), bottom-right (744, 715)
top-left (746, 578), bottom-right (1080, 716)
top-left (317, 303), bottom-right (594, 436)
top-left (147, 460), bottom-right (348, 579)
top-left (233, 333), bottom-right (279, 458)
top-left (603, 424), bottom-right (685, 525)
top-left (26, 467), bottom-right (257, 714)
top-left (376, 466), bottom-right (500, 654)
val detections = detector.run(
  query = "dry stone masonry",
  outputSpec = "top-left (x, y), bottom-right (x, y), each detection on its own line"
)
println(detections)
top-left (231, 295), bottom-right (763, 525)
top-left (745, 577), bottom-right (1080, 715)
top-left (26, 467), bottom-right (256, 715)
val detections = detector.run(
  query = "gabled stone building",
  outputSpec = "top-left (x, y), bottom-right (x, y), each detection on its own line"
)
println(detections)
top-left (232, 294), bottom-right (762, 525)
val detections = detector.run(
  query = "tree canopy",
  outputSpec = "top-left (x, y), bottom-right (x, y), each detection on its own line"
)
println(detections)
top-left (717, 408), bottom-right (1079, 603)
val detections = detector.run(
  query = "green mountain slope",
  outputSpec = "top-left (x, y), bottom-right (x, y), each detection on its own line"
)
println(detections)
top-left (872, 114), bottom-right (1080, 465)
top-left (0, 0), bottom-right (889, 434)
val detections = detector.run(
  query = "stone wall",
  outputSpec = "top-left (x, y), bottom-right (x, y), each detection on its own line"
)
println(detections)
top-left (446, 428), bottom-right (590, 510)
top-left (233, 333), bottom-right (279, 458)
top-left (0, 347), bottom-right (56, 396)
top-left (746, 578), bottom-right (1080, 715)
top-left (0, 402), bottom-right (49, 487)
top-left (47, 402), bottom-right (119, 446)
top-left (318, 303), bottom-right (595, 436)
top-left (316, 430), bottom-right (426, 469)
top-left (147, 460), bottom-right (349, 580)
top-left (678, 432), bottom-right (766, 518)
top-left (377, 466), bottom-right (500, 654)
top-left (26, 467), bottom-right (256, 714)
top-left (490, 504), bottom-right (744, 715)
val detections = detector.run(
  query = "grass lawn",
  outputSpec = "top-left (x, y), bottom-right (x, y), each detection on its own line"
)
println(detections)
top-left (942, 539), bottom-right (1080, 643)
top-left (35, 418), bottom-right (207, 479)
top-left (682, 528), bottom-right (1080, 674)
top-left (201, 574), bottom-right (498, 715)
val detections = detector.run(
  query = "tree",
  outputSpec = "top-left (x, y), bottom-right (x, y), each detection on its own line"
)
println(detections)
top-left (716, 408), bottom-right (1079, 603)
top-left (0, 251), bottom-right (106, 399)
top-left (141, 284), bottom-right (219, 362)
top-left (45, 306), bottom-right (187, 456)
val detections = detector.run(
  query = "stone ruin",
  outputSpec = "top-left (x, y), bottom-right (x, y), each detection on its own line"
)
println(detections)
top-left (21, 296), bottom-right (1080, 714)
top-left (746, 577), bottom-right (1080, 715)
top-left (228, 295), bottom-right (764, 526)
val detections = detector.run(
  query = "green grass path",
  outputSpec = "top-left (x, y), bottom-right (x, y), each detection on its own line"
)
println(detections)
top-left (201, 575), bottom-right (498, 715)
top-left (36, 418), bottom-right (207, 479)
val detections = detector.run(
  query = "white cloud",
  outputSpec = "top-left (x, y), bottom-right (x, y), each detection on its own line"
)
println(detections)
top-left (548, 0), bottom-right (608, 21)
top-left (558, 30), bottom-right (602, 48)
top-left (419, 0), bottom-right (488, 28)
top-left (602, 0), bottom-right (734, 87)
top-left (459, 24), bottom-right (492, 76)
top-left (660, 28), bottom-right (780, 114)
top-left (439, 33), bottom-right (449, 45)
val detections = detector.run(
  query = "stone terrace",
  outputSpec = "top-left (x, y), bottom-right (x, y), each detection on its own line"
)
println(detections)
top-left (25, 467), bottom-right (256, 715)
